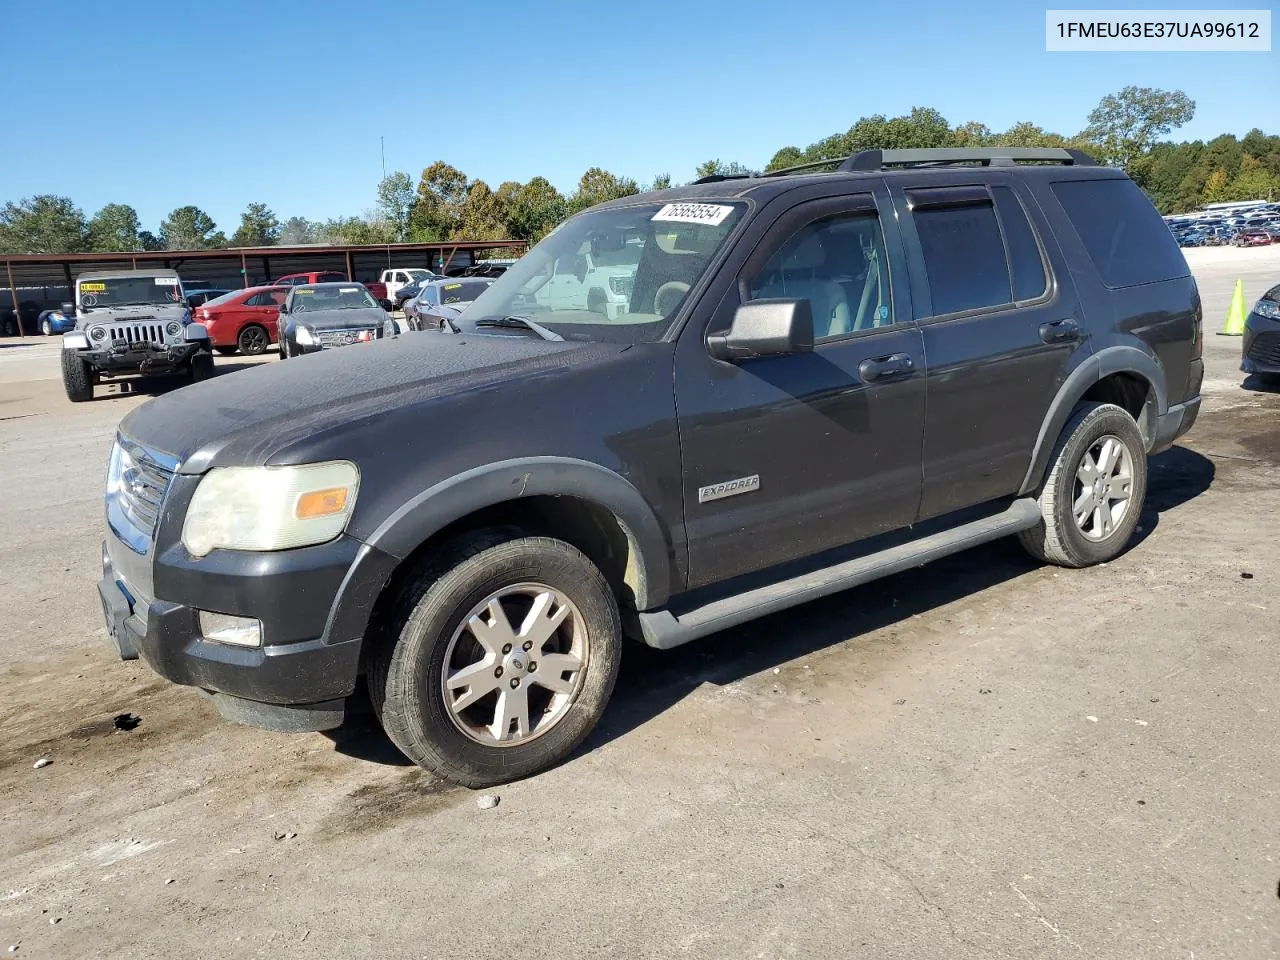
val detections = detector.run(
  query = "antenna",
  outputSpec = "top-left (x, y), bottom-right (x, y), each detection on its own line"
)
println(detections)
top-left (380, 136), bottom-right (386, 181)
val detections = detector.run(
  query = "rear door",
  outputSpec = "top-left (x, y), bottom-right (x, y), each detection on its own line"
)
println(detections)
top-left (890, 178), bottom-right (1089, 520)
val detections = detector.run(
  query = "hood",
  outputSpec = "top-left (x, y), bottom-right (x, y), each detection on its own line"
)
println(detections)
top-left (80, 302), bottom-right (189, 323)
top-left (118, 332), bottom-right (603, 473)
top-left (291, 307), bottom-right (387, 329)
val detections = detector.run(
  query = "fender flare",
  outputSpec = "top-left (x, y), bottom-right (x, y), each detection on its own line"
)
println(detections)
top-left (363, 456), bottom-right (674, 610)
top-left (1018, 345), bottom-right (1167, 496)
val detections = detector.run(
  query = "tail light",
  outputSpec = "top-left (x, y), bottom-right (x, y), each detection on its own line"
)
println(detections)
top-left (1190, 280), bottom-right (1202, 360)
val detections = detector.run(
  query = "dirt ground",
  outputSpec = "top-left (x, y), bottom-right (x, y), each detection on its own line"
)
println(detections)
top-left (1, 248), bottom-right (1278, 960)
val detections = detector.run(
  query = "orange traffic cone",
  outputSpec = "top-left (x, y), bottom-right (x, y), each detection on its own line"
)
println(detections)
top-left (1219, 279), bottom-right (1247, 336)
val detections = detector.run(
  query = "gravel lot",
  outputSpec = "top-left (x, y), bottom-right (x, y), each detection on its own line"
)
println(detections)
top-left (1, 247), bottom-right (1278, 960)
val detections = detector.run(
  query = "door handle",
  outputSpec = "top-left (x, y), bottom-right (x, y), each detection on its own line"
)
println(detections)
top-left (858, 353), bottom-right (915, 382)
top-left (1039, 318), bottom-right (1080, 344)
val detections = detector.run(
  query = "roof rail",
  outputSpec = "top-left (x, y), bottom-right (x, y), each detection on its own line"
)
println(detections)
top-left (841, 147), bottom-right (1097, 170)
top-left (760, 157), bottom-right (847, 177)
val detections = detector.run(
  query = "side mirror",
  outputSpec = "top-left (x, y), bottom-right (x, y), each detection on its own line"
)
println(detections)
top-left (379, 298), bottom-right (393, 312)
top-left (707, 299), bottom-right (814, 362)
top-left (61, 302), bottom-right (76, 315)
top-left (277, 302), bottom-right (289, 314)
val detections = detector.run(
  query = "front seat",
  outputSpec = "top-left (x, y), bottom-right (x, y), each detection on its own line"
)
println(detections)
top-left (753, 231), bottom-right (850, 338)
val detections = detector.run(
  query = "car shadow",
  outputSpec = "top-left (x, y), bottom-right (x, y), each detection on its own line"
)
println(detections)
top-left (87, 361), bottom-right (271, 401)
top-left (325, 445), bottom-right (1216, 772)
top-left (1242, 373), bottom-right (1280, 393)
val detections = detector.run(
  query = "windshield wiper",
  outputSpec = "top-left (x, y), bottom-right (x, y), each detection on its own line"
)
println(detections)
top-left (473, 315), bottom-right (563, 341)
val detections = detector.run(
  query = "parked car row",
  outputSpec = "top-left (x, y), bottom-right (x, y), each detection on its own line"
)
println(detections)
top-left (1167, 203), bottom-right (1280, 247)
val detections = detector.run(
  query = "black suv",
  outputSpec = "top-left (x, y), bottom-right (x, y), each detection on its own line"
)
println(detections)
top-left (97, 148), bottom-right (1203, 787)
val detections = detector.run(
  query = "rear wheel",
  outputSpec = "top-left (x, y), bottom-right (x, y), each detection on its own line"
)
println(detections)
top-left (60, 350), bottom-right (94, 402)
top-left (190, 352), bottom-right (214, 382)
top-left (369, 532), bottom-right (622, 787)
top-left (1019, 402), bottom-right (1147, 568)
top-left (237, 324), bottom-right (269, 355)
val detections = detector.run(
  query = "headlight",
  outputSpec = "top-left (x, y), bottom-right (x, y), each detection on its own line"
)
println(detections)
top-left (166, 321), bottom-right (181, 336)
top-left (90, 326), bottom-right (106, 341)
top-left (1255, 300), bottom-right (1280, 320)
top-left (295, 325), bottom-right (316, 346)
top-left (181, 461), bottom-right (359, 557)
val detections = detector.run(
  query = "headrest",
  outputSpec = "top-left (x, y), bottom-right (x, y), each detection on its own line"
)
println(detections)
top-left (784, 231), bottom-right (825, 270)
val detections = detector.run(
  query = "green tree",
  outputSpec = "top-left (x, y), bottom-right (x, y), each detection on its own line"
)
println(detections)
top-left (137, 230), bottom-right (162, 252)
top-left (454, 181), bottom-right (510, 241)
top-left (376, 172), bottom-right (416, 241)
top-left (765, 146), bottom-right (804, 172)
top-left (159, 205), bottom-right (220, 250)
top-left (87, 203), bottom-right (141, 252)
top-left (1226, 155), bottom-right (1279, 202)
top-left (569, 167), bottom-right (638, 214)
top-left (1202, 168), bottom-right (1230, 204)
top-left (506, 176), bottom-right (567, 241)
top-left (0, 195), bottom-right (88, 254)
top-left (650, 173), bottom-right (673, 191)
top-left (1080, 86), bottom-right (1195, 172)
top-left (952, 121), bottom-right (993, 147)
top-left (412, 161), bottom-right (469, 240)
top-left (278, 216), bottom-right (316, 245)
top-left (230, 202), bottom-right (280, 247)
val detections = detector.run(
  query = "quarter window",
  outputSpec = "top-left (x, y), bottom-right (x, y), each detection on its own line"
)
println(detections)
top-left (748, 211), bottom-right (893, 341)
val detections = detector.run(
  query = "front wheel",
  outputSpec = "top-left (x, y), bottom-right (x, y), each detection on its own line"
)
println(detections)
top-left (1018, 402), bottom-right (1148, 568)
top-left (60, 350), bottom-right (94, 402)
top-left (369, 533), bottom-right (622, 787)
top-left (189, 351), bottom-right (214, 382)
top-left (41, 319), bottom-right (53, 336)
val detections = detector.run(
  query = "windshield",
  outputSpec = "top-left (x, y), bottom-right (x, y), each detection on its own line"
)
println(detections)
top-left (203, 290), bottom-right (242, 308)
top-left (438, 280), bottom-right (491, 305)
top-left (459, 200), bottom-right (746, 343)
top-left (405, 269), bottom-right (434, 281)
top-left (291, 285), bottom-right (379, 312)
top-left (78, 276), bottom-right (184, 309)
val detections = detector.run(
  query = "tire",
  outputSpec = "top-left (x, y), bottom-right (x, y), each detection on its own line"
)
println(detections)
top-left (189, 352), bottom-right (214, 382)
top-left (587, 290), bottom-right (607, 317)
top-left (216, 345), bottom-right (238, 356)
top-left (369, 532), bottom-right (622, 787)
top-left (1018, 402), bottom-right (1148, 568)
top-left (1, 317), bottom-right (16, 337)
top-left (41, 319), bottom-right (53, 337)
top-left (60, 350), bottom-right (94, 402)
top-left (237, 324), bottom-right (269, 356)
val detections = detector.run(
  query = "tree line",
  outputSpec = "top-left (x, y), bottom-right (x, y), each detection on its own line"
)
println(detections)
top-left (1, 87), bottom-right (1276, 257)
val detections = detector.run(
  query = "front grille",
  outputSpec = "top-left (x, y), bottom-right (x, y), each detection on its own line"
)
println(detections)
top-left (1247, 331), bottom-right (1280, 366)
top-left (107, 439), bottom-right (177, 552)
top-left (316, 327), bottom-right (376, 347)
top-left (105, 322), bottom-right (166, 347)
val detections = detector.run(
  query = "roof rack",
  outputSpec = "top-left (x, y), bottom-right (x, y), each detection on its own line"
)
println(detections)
top-left (691, 172), bottom-right (755, 185)
top-left (844, 147), bottom-right (1096, 170)
top-left (761, 147), bottom-right (1096, 178)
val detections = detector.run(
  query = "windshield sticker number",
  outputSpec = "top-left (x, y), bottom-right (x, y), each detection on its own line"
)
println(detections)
top-left (154, 277), bottom-right (179, 285)
top-left (652, 203), bottom-right (734, 226)
top-left (80, 282), bottom-right (106, 292)
top-left (444, 283), bottom-right (462, 291)
top-left (295, 289), bottom-right (314, 295)
top-left (339, 286), bottom-right (360, 293)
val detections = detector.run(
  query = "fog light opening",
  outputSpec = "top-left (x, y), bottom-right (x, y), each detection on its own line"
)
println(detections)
top-left (198, 611), bottom-right (263, 647)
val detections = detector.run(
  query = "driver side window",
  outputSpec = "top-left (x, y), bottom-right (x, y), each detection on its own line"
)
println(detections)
top-left (747, 211), bottom-right (894, 342)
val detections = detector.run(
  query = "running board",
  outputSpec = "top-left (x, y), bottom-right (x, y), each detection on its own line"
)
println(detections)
top-left (637, 498), bottom-right (1041, 650)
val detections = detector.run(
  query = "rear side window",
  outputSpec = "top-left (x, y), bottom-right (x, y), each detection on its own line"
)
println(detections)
top-left (990, 186), bottom-right (1047, 301)
top-left (1051, 178), bottom-right (1188, 288)
top-left (913, 203), bottom-right (1010, 315)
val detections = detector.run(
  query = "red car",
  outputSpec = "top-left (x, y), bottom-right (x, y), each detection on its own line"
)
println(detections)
top-left (196, 286), bottom-right (288, 355)
top-left (274, 271), bottom-right (390, 301)
top-left (1233, 229), bottom-right (1276, 248)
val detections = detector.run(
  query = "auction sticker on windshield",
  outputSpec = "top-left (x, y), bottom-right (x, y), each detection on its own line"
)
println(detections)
top-left (339, 287), bottom-right (361, 293)
top-left (154, 277), bottom-right (179, 285)
top-left (652, 203), bottom-right (734, 226)
top-left (81, 283), bottom-right (106, 292)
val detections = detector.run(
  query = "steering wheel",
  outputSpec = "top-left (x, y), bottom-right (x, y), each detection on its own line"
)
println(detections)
top-left (654, 281), bottom-right (690, 317)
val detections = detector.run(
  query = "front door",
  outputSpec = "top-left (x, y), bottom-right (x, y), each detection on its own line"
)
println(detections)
top-left (674, 191), bottom-right (927, 589)
top-left (890, 180), bottom-right (1090, 519)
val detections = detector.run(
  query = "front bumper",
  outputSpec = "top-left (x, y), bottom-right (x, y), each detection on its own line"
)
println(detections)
top-left (98, 527), bottom-right (398, 732)
top-left (1241, 314), bottom-right (1280, 375)
top-left (82, 340), bottom-right (203, 374)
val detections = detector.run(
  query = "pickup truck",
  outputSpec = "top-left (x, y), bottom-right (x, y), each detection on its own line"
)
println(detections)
top-left (274, 271), bottom-right (391, 303)
top-left (378, 268), bottom-right (440, 306)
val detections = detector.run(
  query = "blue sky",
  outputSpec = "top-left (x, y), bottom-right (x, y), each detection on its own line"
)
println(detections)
top-left (1, 0), bottom-right (1275, 232)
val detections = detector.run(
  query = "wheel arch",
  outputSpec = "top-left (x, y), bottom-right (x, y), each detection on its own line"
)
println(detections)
top-left (363, 457), bottom-right (676, 614)
top-left (1018, 346), bottom-right (1166, 496)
